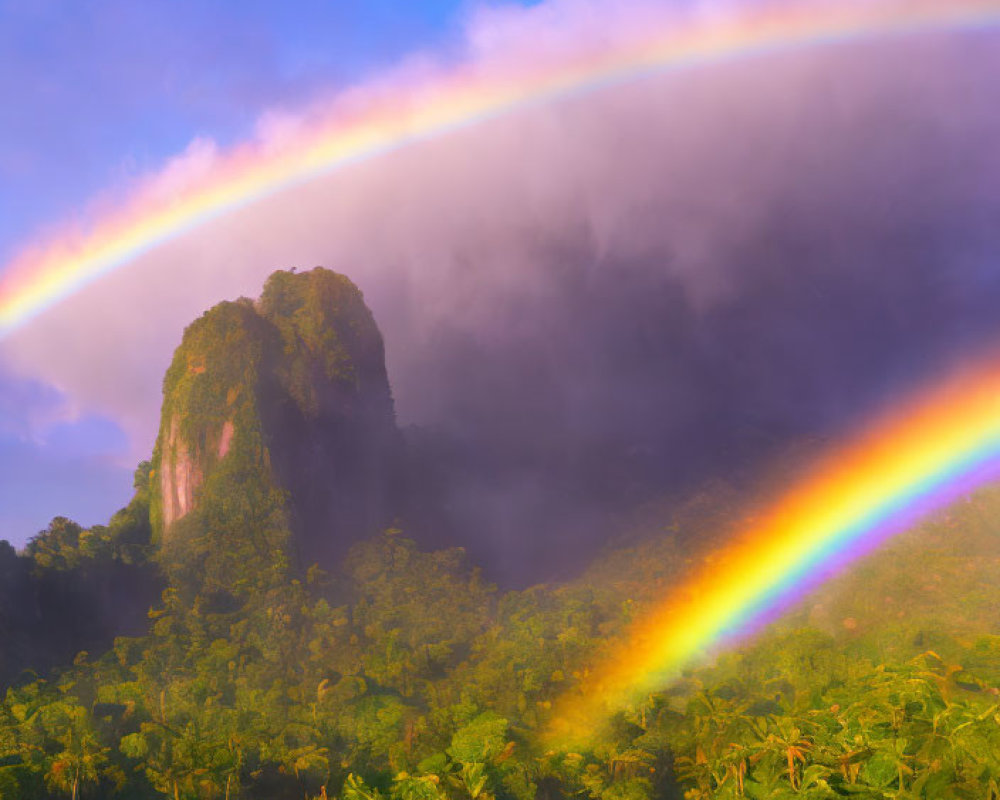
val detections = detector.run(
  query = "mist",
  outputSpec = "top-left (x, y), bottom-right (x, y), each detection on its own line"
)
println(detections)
top-left (2, 13), bottom-right (999, 580)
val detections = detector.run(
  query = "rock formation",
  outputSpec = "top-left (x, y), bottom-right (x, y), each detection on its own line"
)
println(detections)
top-left (150, 268), bottom-right (400, 591)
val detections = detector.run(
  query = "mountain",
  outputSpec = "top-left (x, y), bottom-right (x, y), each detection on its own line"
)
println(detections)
top-left (150, 267), bottom-right (401, 597)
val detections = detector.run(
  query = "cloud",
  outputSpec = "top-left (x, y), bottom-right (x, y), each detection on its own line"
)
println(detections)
top-left (3, 19), bottom-right (997, 413)
top-left (0, 369), bottom-right (67, 439)
top-left (0, 367), bottom-right (133, 546)
top-left (0, 432), bottom-right (134, 546)
top-left (2, 0), bottom-right (1000, 575)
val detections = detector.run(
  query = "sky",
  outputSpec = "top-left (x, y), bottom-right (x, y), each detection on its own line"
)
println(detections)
top-left (0, 0), bottom-right (484, 542)
top-left (1, 0), bottom-right (999, 565)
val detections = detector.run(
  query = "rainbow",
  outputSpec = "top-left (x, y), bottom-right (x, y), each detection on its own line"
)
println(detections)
top-left (2, 0), bottom-right (1000, 336)
top-left (547, 355), bottom-right (1000, 746)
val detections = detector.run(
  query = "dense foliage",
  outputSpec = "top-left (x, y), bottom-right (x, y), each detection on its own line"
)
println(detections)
top-left (6, 269), bottom-right (1000, 799)
top-left (3, 483), bottom-right (1000, 799)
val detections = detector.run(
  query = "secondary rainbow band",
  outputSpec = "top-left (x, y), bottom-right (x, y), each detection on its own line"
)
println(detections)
top-left (547, 357), bottom-right (1000, 746)
top-left (2, 0), bottom-right (1000, 336)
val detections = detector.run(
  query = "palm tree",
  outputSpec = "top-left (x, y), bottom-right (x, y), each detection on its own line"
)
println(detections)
top-left (750, 717), bottom-right (812, 791)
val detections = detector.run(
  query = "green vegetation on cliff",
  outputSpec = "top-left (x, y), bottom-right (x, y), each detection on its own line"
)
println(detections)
top-left (151, 268), bottom-right (398, 599)
top-left (258, 269), bottom-right (392, 418)
top-left (153, 299), bottom-right (291, 601)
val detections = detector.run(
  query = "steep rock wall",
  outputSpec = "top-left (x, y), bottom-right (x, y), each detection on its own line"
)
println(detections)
top-left (150, 268), bottom-right (400, 592)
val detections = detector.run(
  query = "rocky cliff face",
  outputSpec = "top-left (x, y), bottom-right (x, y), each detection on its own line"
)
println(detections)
top-left (150, 268), bottom-right (400, 589)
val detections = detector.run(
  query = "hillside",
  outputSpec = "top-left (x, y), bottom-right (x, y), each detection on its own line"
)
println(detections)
top-left (2, 271), bottom-right (1000, 799)
top-left (4, 483), bottom-right (1000, 799)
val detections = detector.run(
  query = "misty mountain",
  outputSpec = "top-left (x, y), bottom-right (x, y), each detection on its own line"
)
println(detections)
top-left (152, 268), bottom-right (401, 597)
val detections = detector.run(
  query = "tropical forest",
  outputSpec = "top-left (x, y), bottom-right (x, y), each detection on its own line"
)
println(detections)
top-left (3, 268), bottom-right (1000, 800)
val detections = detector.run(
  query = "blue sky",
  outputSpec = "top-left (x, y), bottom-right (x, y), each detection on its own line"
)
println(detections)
top-left (0, 0), bottom-right (476, 265)
top-left (0, 0), bottom-right (521, 545)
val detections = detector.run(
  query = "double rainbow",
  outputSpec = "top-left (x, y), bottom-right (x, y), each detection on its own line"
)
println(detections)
top-left (548, 357), bottom-right (1000, 744)
top-left (2, 0), bottom-right (1000, 336)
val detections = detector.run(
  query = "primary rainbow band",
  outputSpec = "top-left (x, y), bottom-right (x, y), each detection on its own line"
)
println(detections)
top-left (2, 0), bottom-right (1000, 335)
top-left (547, 358), bottom-right (1000, 746)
